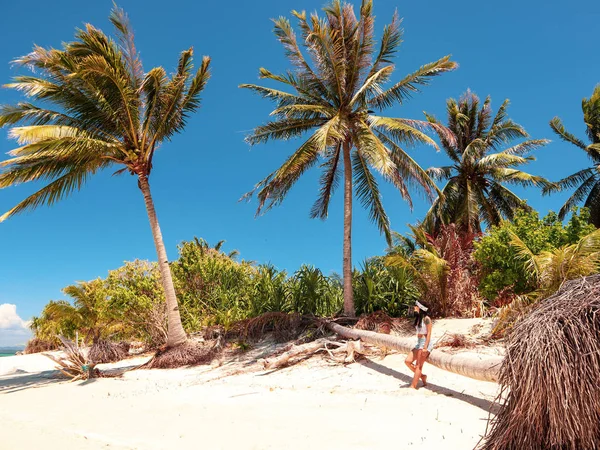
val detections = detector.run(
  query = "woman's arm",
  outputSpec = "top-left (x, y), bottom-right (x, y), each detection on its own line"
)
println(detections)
top-left (424, 316), bottom-right (432, 350)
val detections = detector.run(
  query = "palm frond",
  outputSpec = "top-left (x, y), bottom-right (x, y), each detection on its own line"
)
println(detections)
top-left (245, 118), bottom-right (327, 145)
top-left (508, 230), bottom-right (540, 281)
top-left (310, 144), bottom-right (341, 219)
top-left (492, 168), bottom-right (550, 188)
top-left (368, 55), bottom-right (457, 110)
top-left (557, 174), bottom-right (599, 220)
top-left (549, 117), bottom-right (588, 151)
top-left (426, 166), bottom-right (453, 181)
top-left (0, 160), bottom-right (109, 222)
top-left (353, 150), bottom-right (392, 245)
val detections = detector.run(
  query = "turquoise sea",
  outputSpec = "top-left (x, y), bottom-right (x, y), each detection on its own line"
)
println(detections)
top-left (0, 348), bottom-right (23, 357)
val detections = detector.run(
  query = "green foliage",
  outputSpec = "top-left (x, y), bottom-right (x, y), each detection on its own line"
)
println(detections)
top-left (103, 260), bottom-right (167, 346)
top-left (170, 238), bottom-right (344, 329)
top-left (286, 265), bottom-right (343, 316)
top-left (474, 208), bottom-right (596, 300)
top-left (29, 261), bottom-right (167, 348)
top-left (30, 234), bottom-right (425, 347)
top-left (353, 257), bottom-right (419, 316)
top-left (171, 239), bottom-right (256, 329)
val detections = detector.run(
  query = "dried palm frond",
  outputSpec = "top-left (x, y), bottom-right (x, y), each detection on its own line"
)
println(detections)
top-left (24, 338), bottom-right (58, 354)
top-left (142, 339), bottom-right (222, 369)
top-left (89, 339), bottom-right (130, 364)
top-left (481, 274), bottom-right (600, 450)
top-left (228, 312), bottom-right (306, 343)
top-left (43, 336), bottom-right (99, 381)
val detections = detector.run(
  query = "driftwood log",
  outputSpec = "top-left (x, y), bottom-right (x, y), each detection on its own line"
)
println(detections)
top-left (328, 322), bottom-right (502, 383)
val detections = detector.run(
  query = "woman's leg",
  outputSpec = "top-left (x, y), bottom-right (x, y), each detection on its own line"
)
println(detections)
top-left (418, 351), bottom-right (430, 386)
top-left (410, 349), bottom-right (423, 388)
top-left (405, 349), bottom-right (417, 373)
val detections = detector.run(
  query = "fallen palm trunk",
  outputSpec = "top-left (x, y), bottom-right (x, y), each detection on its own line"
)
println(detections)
top-left (328, 322), bottom-right (502, 383)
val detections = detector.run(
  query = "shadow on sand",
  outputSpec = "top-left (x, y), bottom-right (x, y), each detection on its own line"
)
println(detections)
top-left (0, 370), bottom-right (64, 394)
top-left (359, 357), bottom-right (500, 414)
top-left (0, 360), bottom-right (145, 394)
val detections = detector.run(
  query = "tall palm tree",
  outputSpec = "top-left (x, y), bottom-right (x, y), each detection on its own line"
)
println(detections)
top-left (423, 91), bottom-right (549, 235)
top-left (545, 85), bottom-right (600, 226)
top-left (240, 0), bottom-right (457, 316)
top-left (0, 6), bottom-right (211, 348)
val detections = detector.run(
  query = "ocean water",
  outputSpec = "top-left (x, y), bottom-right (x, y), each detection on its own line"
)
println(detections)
top-left (0, 348), bottom-right (22, 357)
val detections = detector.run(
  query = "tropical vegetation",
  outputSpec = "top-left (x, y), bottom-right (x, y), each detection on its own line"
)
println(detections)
top-left (474, 207), bottom-right (596, 301)
top-left (0, 1), bottom-right (597, 355)
top-left (29, 236), bottom-right (421, 348)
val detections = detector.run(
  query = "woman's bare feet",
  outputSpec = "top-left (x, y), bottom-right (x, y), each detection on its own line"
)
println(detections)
top-left (421, 374), bottom-right (428, 386)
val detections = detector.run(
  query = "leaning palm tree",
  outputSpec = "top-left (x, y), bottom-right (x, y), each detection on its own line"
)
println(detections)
top-left (423, 91), bottom-right (549, 235)
top-left (0, 6), bottom-right (211, 348)
top-left (240, 0), bottom-right (457, 316)
top-left (545, 85), bottom-right (600, 226)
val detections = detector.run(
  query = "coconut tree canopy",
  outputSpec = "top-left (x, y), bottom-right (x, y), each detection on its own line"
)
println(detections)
top-left (423, 91), bottom-right (549, 235)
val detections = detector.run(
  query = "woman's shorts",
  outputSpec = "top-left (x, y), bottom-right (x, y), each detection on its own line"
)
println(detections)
top-left (414, 337), bottom-right (433, 353)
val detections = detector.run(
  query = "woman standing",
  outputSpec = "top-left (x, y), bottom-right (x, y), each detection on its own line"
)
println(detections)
top-left (404, 301), bottom-right (433, 389)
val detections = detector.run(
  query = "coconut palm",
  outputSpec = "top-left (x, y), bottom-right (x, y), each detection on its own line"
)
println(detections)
top-left (423, 91), bottom-right (549, 235)
top-left (545, 85), bottom-right (600, 226)
top-left (0, 6), bottom-right (211, 347)
top-left (241, 0), bottom-right (457, 316)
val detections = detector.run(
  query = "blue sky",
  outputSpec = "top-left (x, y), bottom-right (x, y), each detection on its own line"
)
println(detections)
top-left (0, 0), bottom-right (599, 343)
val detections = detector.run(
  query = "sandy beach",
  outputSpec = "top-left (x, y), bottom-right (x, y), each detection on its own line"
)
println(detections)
top-left (0, 319), bottom-right (501, 450)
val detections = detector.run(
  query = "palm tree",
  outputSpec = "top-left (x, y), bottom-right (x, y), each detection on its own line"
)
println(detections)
top-left (545, 85), bottom-right (600, 226)
top-left (0, 6), bottom-right (211, 348)
top-left (423, 91), bottom-right (549, 235)
top-left (240, 0), bottom-right (457, 316)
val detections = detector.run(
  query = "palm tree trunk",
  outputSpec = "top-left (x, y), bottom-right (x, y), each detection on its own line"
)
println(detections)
top-left (342, 140), bottom-right (355, 316)
top-left (328, 323), bottom-right (501, 382)
top-left (138, 175), bottom-right (187, 347)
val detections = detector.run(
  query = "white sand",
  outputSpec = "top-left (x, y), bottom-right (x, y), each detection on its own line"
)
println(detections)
top-left (0, 319), bottom-right (501, 450)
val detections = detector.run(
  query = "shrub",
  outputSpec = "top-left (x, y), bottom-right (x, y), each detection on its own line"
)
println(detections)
top-left (474, 208), bottom-right (595, 300)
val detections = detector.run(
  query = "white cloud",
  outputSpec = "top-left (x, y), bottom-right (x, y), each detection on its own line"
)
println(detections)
top-left (0, 304), bottom-right (32, 347)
